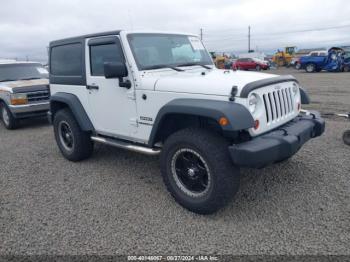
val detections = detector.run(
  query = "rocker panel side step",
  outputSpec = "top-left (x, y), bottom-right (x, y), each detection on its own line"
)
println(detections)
top-left (91, 136), bottom-right (161, 156)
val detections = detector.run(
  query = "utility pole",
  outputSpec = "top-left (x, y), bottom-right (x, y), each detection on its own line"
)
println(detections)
top-left (248, 25), bottom-right (251, 53)
top-left (200, 28), bottom-right (203, 41)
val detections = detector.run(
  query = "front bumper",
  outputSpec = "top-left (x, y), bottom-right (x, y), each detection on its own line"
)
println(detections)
top-left (9, 102), bottom-right (50, 119)
top-left (229, 111), bottom-right (325, 168)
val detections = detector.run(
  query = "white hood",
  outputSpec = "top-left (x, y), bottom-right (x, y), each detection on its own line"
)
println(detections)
top-left (148, 68), bottom-right (277, 97)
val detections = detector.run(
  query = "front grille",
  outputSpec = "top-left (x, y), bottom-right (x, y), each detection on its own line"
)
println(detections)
top-left (27, 90), bottom-right (50, 103)
top-left (262, 87), bottom-right (294, 124)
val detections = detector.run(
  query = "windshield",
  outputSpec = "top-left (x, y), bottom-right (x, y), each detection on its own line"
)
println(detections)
top-left (127, 34), bottom-right (213, 70)
top-left (0, 63), bottom-right (48, 82)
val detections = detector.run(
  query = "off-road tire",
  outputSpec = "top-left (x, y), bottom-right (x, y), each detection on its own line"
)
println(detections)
top-left (343, 130), bottom-right (350, 146)
top-left (160, 128), bottom-right (240, 214)
top-left (0, 102), bottom-right (18, 130)
top-left (53, 108), bottom-right (93, 162)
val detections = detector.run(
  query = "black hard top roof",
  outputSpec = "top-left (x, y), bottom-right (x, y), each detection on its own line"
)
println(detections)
top-left (50, 30), bottom-right (121, 47)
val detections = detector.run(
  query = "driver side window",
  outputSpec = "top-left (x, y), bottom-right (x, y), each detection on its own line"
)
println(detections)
top-left (90, 41), bottom-right (124, 76)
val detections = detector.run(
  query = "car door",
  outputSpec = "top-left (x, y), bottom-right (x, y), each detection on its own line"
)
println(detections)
top-left (235, 59), bottom-right (241, 69)
top-left (238, 59), bottom-right (247, 69)
top-left (85, 36), bottom-right (137, 140)
top-left (247, 58), bottom-right (255, 69)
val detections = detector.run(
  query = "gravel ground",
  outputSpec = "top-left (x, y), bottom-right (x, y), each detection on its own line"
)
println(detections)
top-left (0, 68), bottom-right (349, 256)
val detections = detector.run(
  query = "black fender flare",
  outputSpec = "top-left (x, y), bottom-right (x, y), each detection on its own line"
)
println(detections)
top-left (50, 92), bottom-right (94, 131)
top-left (148, 98), bottom-right (255, 146)
top-left (300, 88), bottom-right (310, 104)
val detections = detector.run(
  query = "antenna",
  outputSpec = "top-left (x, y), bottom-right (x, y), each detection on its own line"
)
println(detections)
top-left (248, 25), bottom-right (251, 52)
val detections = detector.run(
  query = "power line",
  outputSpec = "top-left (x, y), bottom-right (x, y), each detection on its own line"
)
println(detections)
top-left (254, 23), bottom-right (350, 36)
top-left (203, 23), bottom-right (350, 50)
top-left (204, 23), bottom-right (350, 42)
top-left (203, 19), bottom-right (350, 35)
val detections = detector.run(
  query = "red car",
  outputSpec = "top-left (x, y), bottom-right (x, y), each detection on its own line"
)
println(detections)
top-left (232, 58), bottom-right (269, 71)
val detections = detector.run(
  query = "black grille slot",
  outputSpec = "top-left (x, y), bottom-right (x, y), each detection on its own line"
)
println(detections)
top-left (27, 90), bottom-right (50, 103)
top-left (263, 94), bottom-right (269, 123)
top-left (262, 86), bottom-right (296, 124)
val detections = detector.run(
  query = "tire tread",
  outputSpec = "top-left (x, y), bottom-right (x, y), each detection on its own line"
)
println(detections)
top-left (160, 128), bottom-right (240, 214)
top-left (53, 108), bottom-right (93, 162)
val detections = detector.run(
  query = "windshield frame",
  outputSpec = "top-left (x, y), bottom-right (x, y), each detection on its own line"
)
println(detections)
top-left (0, 63), bottom-right (48, 82)
top-left (127, 33), bottom-right (214, 71)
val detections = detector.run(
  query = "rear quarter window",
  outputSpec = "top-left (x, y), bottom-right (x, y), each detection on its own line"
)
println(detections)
top-left (50, 43), bottom-right (82, 76)
top-left (49, 42), bottom-right (86, 85)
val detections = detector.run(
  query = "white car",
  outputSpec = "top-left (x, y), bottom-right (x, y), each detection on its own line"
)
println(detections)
top-left (308, 50), bottom-right (328, 57)
top-left (49, 31), bottom-right (325, 214)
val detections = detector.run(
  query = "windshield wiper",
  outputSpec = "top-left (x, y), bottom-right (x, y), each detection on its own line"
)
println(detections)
top-left (143, 65), bottom-right (184, 72)
top-left (176, 63), bottom-right (212, 69)
top-left (19, 77), bottom-right (42, 80)
top-left (0, 79), bottom-right (17, 82)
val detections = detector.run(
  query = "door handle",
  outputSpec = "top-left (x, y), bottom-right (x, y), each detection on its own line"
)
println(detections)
top-left (86, 85), bottom-right (99, 90)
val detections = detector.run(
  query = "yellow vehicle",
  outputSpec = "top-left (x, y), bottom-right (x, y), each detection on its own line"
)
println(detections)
top-left (214, 55), bottom-right (226, 69)
top-left (210, 52), bottom-right (230, 69)
top-left (272, 46), bottom-right (296, 67)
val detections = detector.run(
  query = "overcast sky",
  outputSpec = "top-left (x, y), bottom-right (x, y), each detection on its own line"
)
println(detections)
top-left (1, 0), bottom-right (349, 61)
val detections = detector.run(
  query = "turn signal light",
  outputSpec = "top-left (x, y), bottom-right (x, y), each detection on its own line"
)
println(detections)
top-left (254, 120), bottom-right (260, 130)
top-left (11, 98), bottom-right (28, 105)
top-left (219, 117), bottom-right (229, 126)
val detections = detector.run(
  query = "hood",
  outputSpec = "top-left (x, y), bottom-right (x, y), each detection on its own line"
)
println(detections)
top-left (153, 69), bottom-right (276, 97)
top-left (0, 78), bottom-right (49, 93)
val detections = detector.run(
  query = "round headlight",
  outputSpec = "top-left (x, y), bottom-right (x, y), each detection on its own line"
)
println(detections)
top-left (248, 94), bottom-right (258, 113)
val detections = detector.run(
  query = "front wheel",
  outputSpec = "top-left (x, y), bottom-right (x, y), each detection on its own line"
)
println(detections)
top-left (343, 130), bottom-right (350, 146)
top-left (255, 65), bottom-right (261, 71)
top-left (0, 102), bottom-right (18, 130)
top-left (160, 128), bottom-right (240, 214)
top-left (53, 108), bottom-right (93, 162)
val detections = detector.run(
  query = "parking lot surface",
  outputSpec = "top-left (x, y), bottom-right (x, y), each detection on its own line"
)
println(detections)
top-left (0, 68), bottom-right (349, 255)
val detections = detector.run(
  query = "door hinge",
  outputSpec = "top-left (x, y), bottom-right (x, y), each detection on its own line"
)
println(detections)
top-left (127, 91), bottom-right (136, 100)
top-left (129, 118), bottom-right (138, 127)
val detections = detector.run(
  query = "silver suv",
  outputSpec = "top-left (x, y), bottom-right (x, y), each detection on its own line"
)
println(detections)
top-left (0, 61), bottom-right (50, 129)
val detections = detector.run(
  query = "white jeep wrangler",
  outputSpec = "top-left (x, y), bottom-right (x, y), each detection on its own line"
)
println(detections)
top-left (49, 31), bottom-right (325, 214)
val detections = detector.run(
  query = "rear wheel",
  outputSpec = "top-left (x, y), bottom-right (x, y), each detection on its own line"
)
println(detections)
top-left (53, 108), bottom-right (93, 162)
top-left (160, 128), bottom-right (240, 214)
top-left (343, 65), bottom-right (350, 72)
top-left (343, 130), bottom-right (350, 146)
top-left (0, 102), bottom-right (18, 130)
top-left (295, 63), bottom-right (301, 70)
top-left (305, 63), bottom-right (316, 73)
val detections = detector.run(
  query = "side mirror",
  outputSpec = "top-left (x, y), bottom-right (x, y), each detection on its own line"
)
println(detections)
top-left (104, 62), bottom-right (128, 79)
